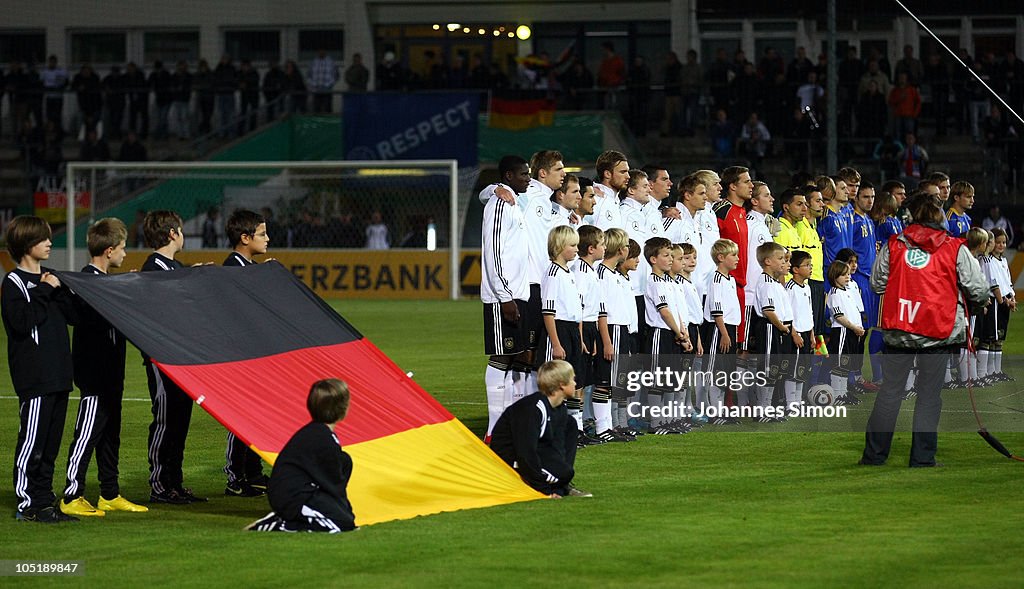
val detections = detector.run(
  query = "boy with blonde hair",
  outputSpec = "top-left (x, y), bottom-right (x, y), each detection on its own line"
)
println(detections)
top-left (61, 218), bottom-right (149, 517)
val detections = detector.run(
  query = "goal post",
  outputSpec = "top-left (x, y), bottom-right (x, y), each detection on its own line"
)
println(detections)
top-left (64, 159), bottom-right (465, 300)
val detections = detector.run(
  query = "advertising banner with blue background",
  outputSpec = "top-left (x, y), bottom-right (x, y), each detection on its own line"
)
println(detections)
top-left (343, 93), bottom-right (479, 167)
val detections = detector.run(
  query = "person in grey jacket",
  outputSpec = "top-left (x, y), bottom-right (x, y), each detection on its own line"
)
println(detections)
top-left (860, 194), bottom-right (989, 467)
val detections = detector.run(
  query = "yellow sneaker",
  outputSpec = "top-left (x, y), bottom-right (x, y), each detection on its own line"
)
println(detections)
top-left (97, 495), bottom-right (149, 513)
top-left (60, 497), bottom-right (105, 517)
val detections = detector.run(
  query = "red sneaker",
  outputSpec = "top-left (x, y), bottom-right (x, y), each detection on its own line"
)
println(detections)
top-left (860, 380), bottom-right (880, 392)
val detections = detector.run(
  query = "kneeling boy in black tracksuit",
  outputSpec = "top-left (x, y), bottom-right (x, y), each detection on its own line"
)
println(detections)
top-left (489, 360), bottom-right (589, 497)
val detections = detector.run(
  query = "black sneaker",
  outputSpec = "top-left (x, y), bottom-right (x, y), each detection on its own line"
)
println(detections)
top-left (150, 488), bottom-right (191, 505)
top-left (16, 506), bottom-right (66, 523)
top-left (247, 474), bottom-right (269, 492)
top-left (596, 429), bottom-right (634, 442)
top-left (177, 487), bottom-right (208, 503)
top-left (53, 508), bottom-right (80, 522)
top-left (576, 432), bottom-right (606, 448)
top-left (225, 481), bottom-right (265, 498)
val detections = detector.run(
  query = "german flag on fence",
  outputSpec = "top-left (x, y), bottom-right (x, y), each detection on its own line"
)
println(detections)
top-left (59, 262), bottom-right (544, 526)
top-left (489, 91), bottom-right (556, 130)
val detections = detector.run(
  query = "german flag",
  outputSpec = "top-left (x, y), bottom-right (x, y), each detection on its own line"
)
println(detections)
top-left (59, 262), bottom-right (544, 526)
top-left (489, 91), bottom-right (556, 130)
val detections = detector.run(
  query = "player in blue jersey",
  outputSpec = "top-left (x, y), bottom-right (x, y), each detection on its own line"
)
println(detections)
top-left (946, 181), bottom-right (974, 238)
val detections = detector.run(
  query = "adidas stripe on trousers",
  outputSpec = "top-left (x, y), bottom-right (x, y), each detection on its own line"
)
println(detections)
top-left (14, 392), bottom-right (69, 511)
top-left (63, 391), bottom-right (123, 500)
top-left (147, 363), bottom-right (194, 494)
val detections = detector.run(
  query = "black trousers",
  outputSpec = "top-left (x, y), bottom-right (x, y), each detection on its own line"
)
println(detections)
top-left (282, 491), bottom-right (356, 532)
top-left (128, 97), bottom-right (149, 137)
top-left (862, 345), bottom-right (953, 467)
top-left (224, 432), bottom-right (265, 484)
top-left (63, 391), bottom-right (123, 500)
top-left (14, 392), bottom-right (69, 511)
top-left (146, 363), bottom-right (194, 493)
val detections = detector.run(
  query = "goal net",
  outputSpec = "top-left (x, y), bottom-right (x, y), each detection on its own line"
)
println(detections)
top-left (60, 160), bottom-right (479, 300)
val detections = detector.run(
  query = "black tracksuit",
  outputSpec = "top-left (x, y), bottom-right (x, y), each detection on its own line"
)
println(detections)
top-left (141, 252), bottom-right (193, 494)
top-left (489, 391), bottom-right (578, 496)
top-left (268, 422), bottom-right (356, 532)
top-left (222, 252), bottom-right (266, 486)
top-left (2, 267), bottom-right (76, 512)
top-left (63, 264), bottom-right (127, 501)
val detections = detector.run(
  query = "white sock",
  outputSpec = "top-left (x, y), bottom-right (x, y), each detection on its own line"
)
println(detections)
top-left (756, 386), bottom-right (773, 408)
top-left (995, 350), bottom-right (1003, 374)
top-left (906, 369), bottom-right (917, 390)
top-left (503, 370), bottom-right (516, 410)
top-left (944, 362), bottom-right (952, 383)
top-left (616, 402), bottom-right (628, 428)
top-left (958, 350), bottom-right (969, 382)
top-left (510, 370), bottom-right (528, 404)
top-left (648, 394), bottom-right (663, 426)
top-left (582, 385), bottom-right (594, 421)
top-left (989, 351), bottom-right (998, 375)
top-left (594, 401), bottom-right (613, 434)
top-left (977, 350), bottom-right (989, 379)
top-left (968, 352), bottom-right (978, 381)
top-left (831, 373), bottom-right (846, 403)
top-left (525, 370), bottom-right (538, 396)
top-left (794, 382), bottom-right (804, 407)
top-left (484, 366), bottom-right (508, 436)
top-left (784, 380), bottom-right (799, 407)
top-left (735, 386), bottom-right (751, 408)
top-left (709, 386), bottom-right (725, 409)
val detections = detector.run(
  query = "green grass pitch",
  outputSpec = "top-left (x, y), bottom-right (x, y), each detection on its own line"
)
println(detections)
top-left (0, 299), bottom-right (1021, 587)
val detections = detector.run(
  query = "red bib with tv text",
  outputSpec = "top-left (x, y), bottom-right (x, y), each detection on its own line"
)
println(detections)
top-left (879, 235), bottom-right (960, 339)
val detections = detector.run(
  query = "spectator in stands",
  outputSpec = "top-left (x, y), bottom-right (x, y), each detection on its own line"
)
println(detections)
top-left (149, 61), bottom-right (173, 140)
top-left (41, 55), bottom-right (68, 130)
top-left (758, 47), bottom-right (785, 82)
top-left (858, 79), bottom-right (889, 142)
top-left (345, 53), bottom-right (369, 92)
top-left (1005, 51), bottom-right (1024, 111)
top-left (710, 108), bottom-right (736, 163)
top-left (365, 211), bottom-right (390, 250)
top-left (897, 132), bottom-right (929, 184)
top-left (376, 51), bottom-right (405, 91)
top-left (660, 51), bottom-right (683, 137)
top-left (867, 47), bottom-right (892, 80)
top-left (839, 47), bottom-right (865, 130)
top-left (966, 59), bottom-right (991, 141)
top-left (447, 54), bottom-right (468, 89)
top-left (169, 60), bottom-right (192, 140)
top-left (466, 54), bottom-right (491, 89)
top-left (923, 53), bottom-right (950, 136)
top-left (558, 58), bottom-right (593, 111)
top-left (309, 49), bottom-right (339, 113)
top-left (124, 62), bottom-right (148, 139)
top-left (72, 64), bottom-right (103, 129)
top-left (119, 131), bottom-right (147, 192)
top-left (859, 59), bottom-right (891, 101)
top-left (706, 48), bottom-right (731, 111)
top-left (238, 59), bottom-right (260, 135)
top-left (79, 128), bottom-right (111, 162)
top-left (796, 70), bottom-right (824, 111)
top-left (873, 135), bottom-right (905, 182)
top-left (202, 207), bottom-right (221, 248)
top-left (983, 103), bottom-right (1021, 195)
top-left (787, 46), bottom-right (815, 93)
top-left (214, 55), bottom-right (238, 137)
top-left (262, 61), bottom-right (286, 120)
top-left (894, 45), bottom-right (923, 87)
top-left (15, 119), bottom-right (42, 169)
top-left (194, 59), bottom-right (215, 135)
top-left (261, 207), bottom-right (288, 249)
top-left (77, 114), bottom-right (103, 142)
top-left (729, 62), bottom-right (760, 124)
top-left (626, 56), bottom-right (651, 138)
top-left (26, 63), bottom-right (44, 132)
top-left (7, 61), bottom-right (32, 133)
top-left (40, 119), bottom-right (64, 176)
top-left (738, 112), bottom-right (771, 176)
top-left (983, 206), bottom-right (1014, 246)
top-left (888, 72), bottom-right (922, 138)
top-left (680, 50), bottom-right (703, 137)
top-left (597, 42), bottom-right (625, 109)
top-left (284, 60), bottom-right (307, 113)
top-left (102, 65), bottom-right (126, 140)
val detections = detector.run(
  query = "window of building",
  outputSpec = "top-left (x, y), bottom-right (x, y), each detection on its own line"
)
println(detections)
top-left (70, 32), bottom-right (127, 64)
top-left (0, 31), bottom-right (45, 64)
top-left (144, 31), bottom-right (199, 64)
top-left (298, 29), bottom-right (344, 62)
top-left (224, 30), bottom-right (280, 63)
